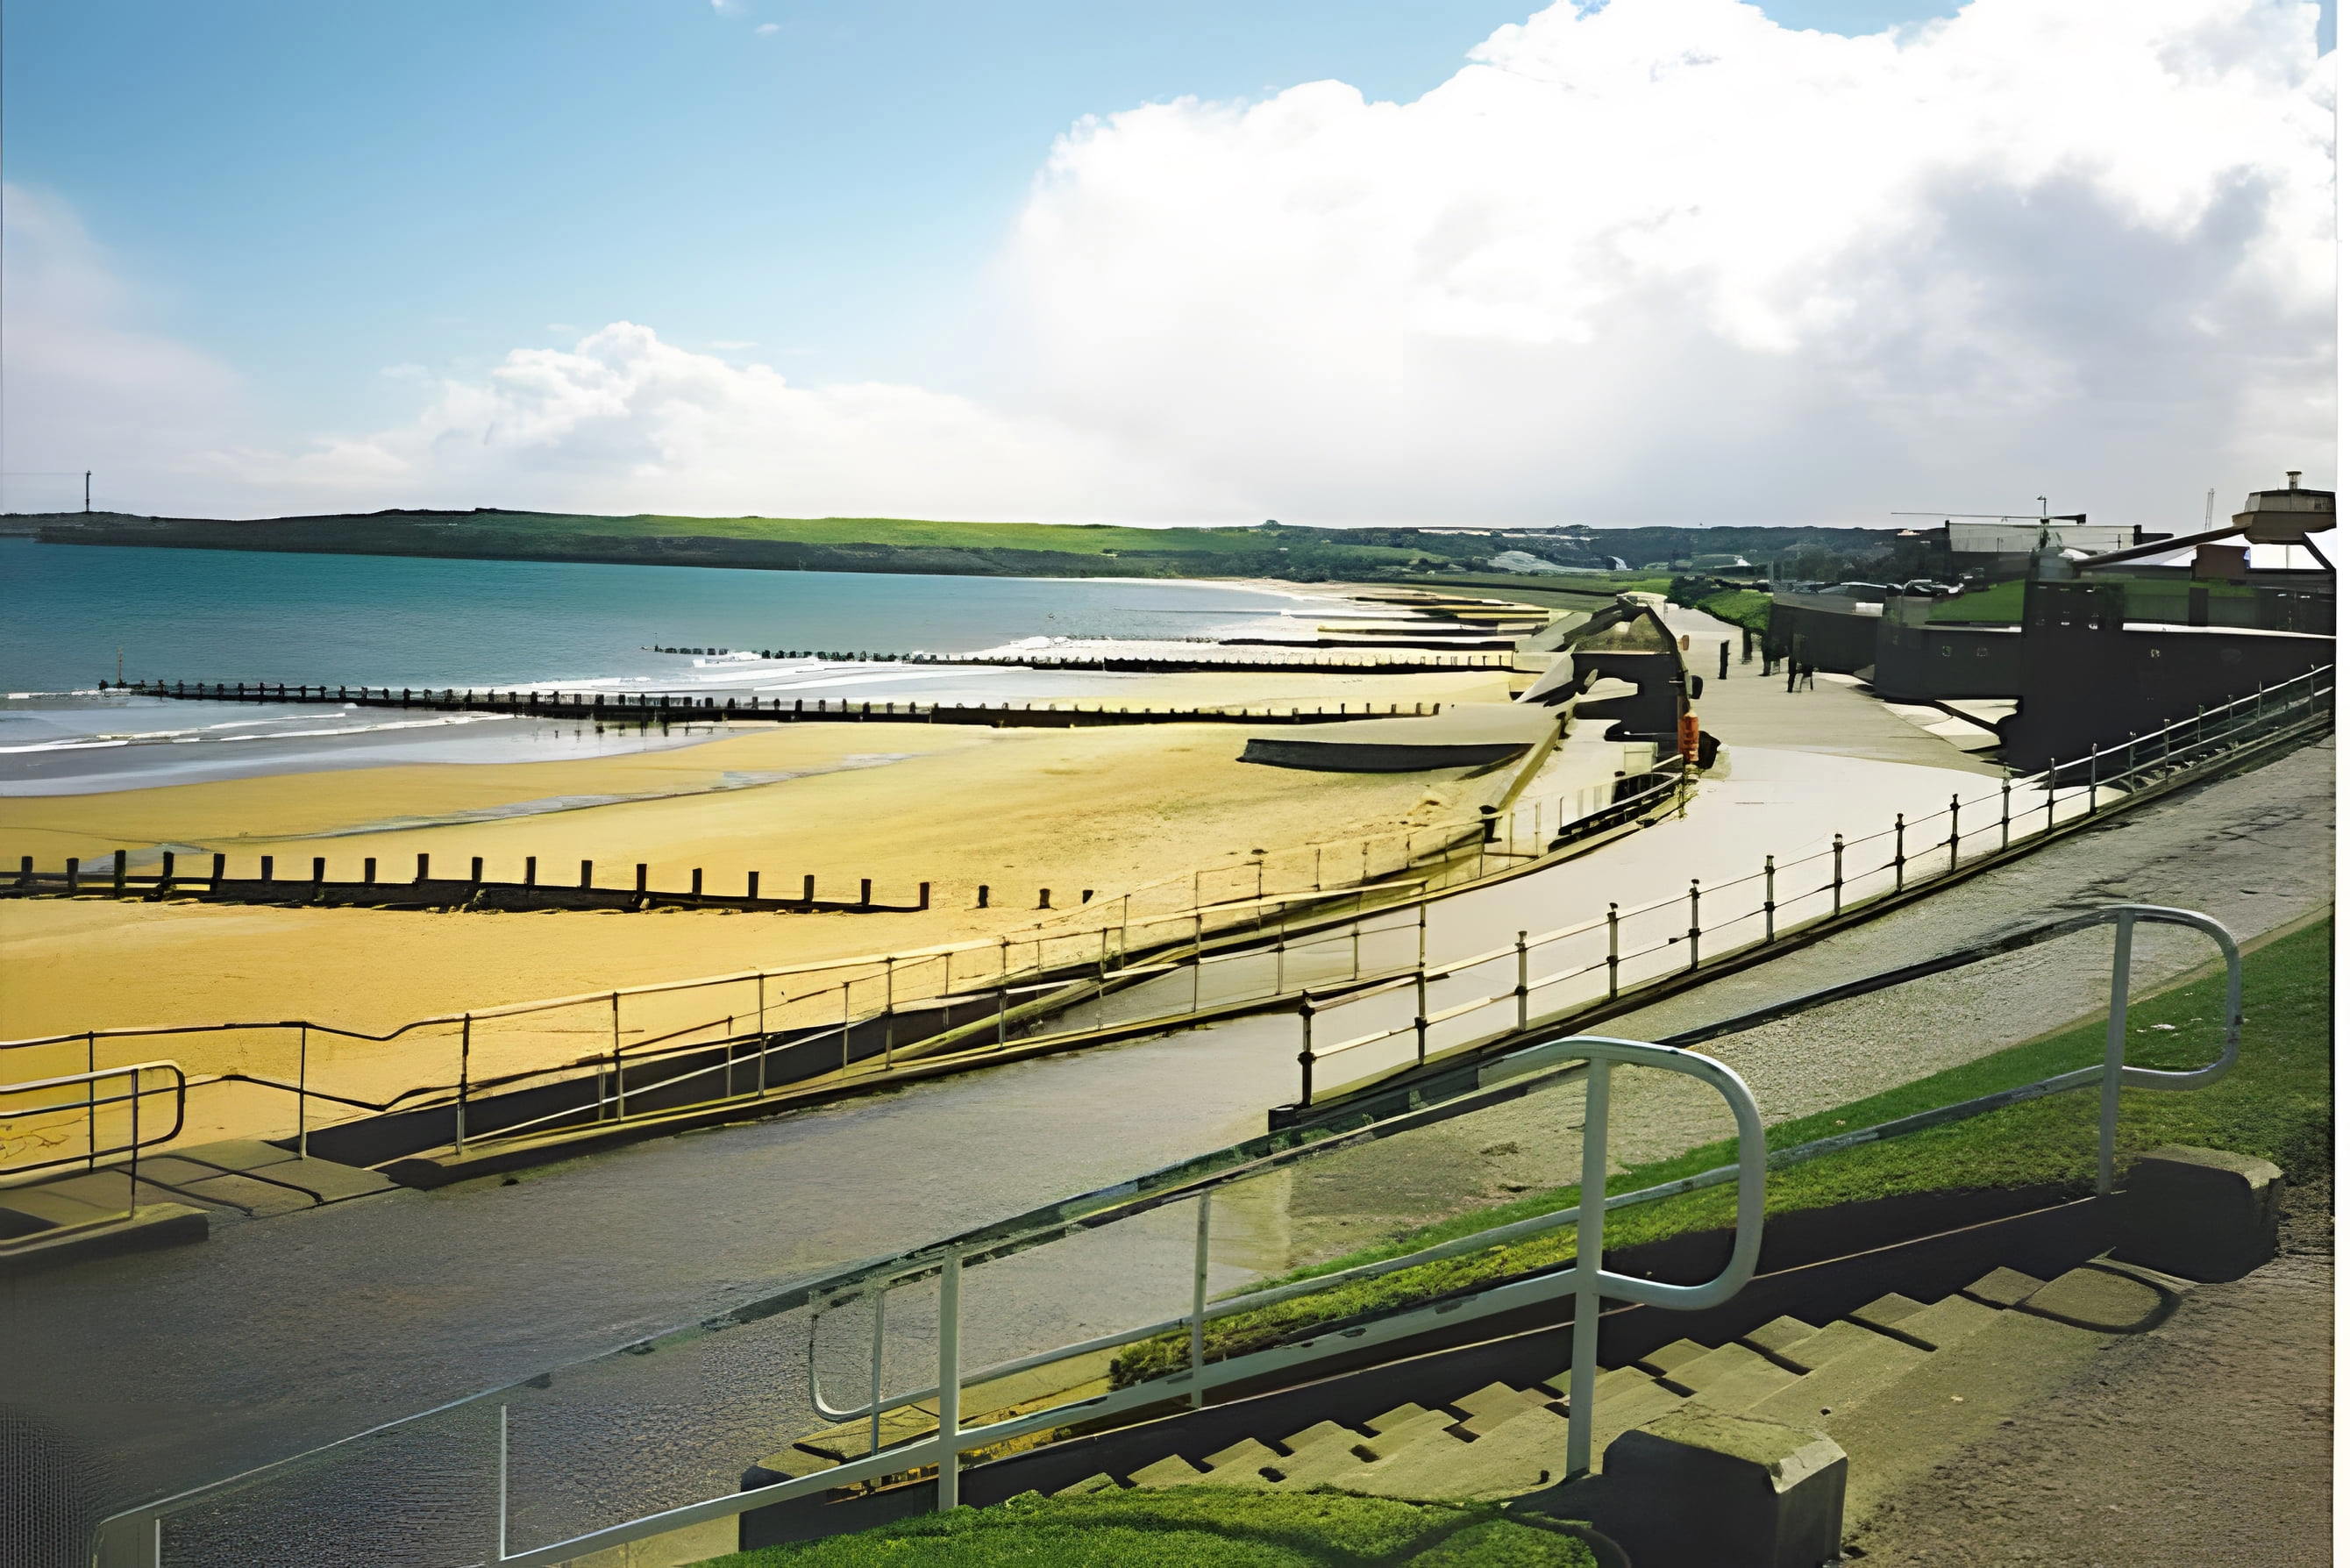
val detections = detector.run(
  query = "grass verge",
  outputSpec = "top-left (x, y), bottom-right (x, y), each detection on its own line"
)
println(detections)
top-left (1694, 588), bottom-right (1770, 634)
top-left (1111, 916), bottom-right (2332, 1385)
top-left (699, 1487), bottom-right (1599, 1566)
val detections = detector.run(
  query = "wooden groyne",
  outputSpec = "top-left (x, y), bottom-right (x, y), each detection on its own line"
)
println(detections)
top-left (631, 645), bottom-right (1516, 674)
top-left (107, 681), bottom-right (1452, 727)
top-left (6, 849), bottom-right (946, 914)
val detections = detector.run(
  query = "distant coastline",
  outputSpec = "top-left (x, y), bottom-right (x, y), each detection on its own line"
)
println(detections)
top-left (4, 508), bottom-right (1903, 584)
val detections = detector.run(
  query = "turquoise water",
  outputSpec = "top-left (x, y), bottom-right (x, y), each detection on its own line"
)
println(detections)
top-left (0, 538), bottom-right (1294, 692)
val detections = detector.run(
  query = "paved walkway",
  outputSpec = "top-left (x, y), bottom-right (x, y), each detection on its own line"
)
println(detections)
top-left (1654, 598), bottom-right (2004, 775)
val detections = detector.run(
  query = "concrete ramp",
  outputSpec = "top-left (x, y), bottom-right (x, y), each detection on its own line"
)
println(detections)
top-left (1241, 705), bottom-right (1563, 772)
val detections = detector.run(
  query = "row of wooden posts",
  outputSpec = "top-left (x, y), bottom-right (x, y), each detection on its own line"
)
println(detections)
top-left (11, 851), bottom-right (1107, 913)
top-left (106, 681), bottom-right (1447, 724)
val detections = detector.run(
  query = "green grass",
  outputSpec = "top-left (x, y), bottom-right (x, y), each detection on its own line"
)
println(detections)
top-left (468, 511), bottom-right (1414, 559)
top-left (699, 1488), bottom-right (1599, 1566)
top-left (1694, 588), bottom-right (1770, 632)
top-left (1926, 578), bottom-right (2261, 624)
top-left (1110, 918), bottom-right (2331, 1385)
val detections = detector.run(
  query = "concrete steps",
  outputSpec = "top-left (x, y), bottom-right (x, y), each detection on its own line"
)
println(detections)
top-left (1029, 1258), bottom-right (2198, 1528)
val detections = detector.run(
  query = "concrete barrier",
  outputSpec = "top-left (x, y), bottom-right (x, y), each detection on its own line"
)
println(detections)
top-left (2111, 1144), bottom-right (2283, 1282)
top-left (1600, 1408), bottom-right (1848, 1568)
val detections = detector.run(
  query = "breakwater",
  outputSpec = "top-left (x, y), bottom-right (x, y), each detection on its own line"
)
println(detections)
top-left (106, 681), bottom-right (1451, 727)
top-left (633, 646), bottom-right (1513, 673)
top-left (6, 847), bottom-right (948, 914)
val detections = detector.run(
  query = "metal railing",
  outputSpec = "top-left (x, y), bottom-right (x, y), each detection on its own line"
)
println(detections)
top-left (1, 766), bottom-right (1689, 1176)
top-left (1279, 664), bottom-right (2322, 1108)
top-left (84, 900), bottom-right (2249, 1567)
top-left (0, 1060), bottom-right (184, 1210)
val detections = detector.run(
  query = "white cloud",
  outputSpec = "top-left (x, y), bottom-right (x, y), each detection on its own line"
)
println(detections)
top-left (709, 0), bottom-right (749, 16)
top-left (545, 322), bottom-right (580, 335)
top-left (3, 0), bottom-right (2334, 524)
top-left (206, 324), bottom-right (1236, 520)
top-left (1004, 0), bottom-right (2335, 523)
top-left (756, 23), bottom-right (780, 35)
top-left (708, 339), bottom-right (758, 349)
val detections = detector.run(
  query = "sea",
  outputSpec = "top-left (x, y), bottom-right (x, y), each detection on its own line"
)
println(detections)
top-left (0, 538), bottom-right (1311, 795)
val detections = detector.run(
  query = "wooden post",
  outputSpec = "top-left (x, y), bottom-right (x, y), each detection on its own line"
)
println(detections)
top-left (523, 856), bottom-right (538, 887)
top-left (691, 868), bottom-right (703, 897)
top-left (364, 857), bottom-right (376, 884)
top-left (213, 852), bottom-right (227, 889)
top-left (802, 873), bottom-right (816, 904)
top-left (859, 877), bottom-right (872, 909)
top-left (470, 856), bottom-right (484, 885)
top-left (260, 855), bottom-right (274, 882)
top-left (746, 870), bottom-right (759, 902)
top-left (417, 852), bottom-right (430, 882)
top-left (113, 850), bottom-right (127, 894)
top-left (580, 859), bottom-right (593, 888)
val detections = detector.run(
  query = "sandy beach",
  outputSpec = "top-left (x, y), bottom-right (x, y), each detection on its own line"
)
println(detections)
top-left (0, 672), bottom-right (1515, 1050)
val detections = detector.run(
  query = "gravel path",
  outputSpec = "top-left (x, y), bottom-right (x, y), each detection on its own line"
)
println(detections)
top-left (1854, 1183), bottom-right (2333, 1565)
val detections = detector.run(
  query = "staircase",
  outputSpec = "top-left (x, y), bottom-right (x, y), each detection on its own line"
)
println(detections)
top-left (1022, 1257), bottom-right (2196, 1528)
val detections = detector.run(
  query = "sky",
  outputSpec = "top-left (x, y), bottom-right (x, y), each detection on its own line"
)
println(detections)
top-left (2, 0), bottom-right (2336, 528)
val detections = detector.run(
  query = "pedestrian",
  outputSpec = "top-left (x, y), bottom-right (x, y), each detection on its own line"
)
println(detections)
top-left (1798, 660), bottom-right (1816, 691)
top-left (1785, 658), bottom-right (1798, 694)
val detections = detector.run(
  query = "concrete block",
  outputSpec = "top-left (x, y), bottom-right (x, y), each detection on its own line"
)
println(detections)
top-left (1603, 1407), bottom-right (1847, 1568)
top-left (2112, 1144), bottom-right (2282, 1283)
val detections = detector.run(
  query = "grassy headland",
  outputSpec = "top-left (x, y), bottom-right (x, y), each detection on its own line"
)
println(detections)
top-left (11, 510), bottom-right (1904, 587)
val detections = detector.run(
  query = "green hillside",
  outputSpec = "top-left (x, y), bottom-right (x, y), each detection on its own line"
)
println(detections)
top-left (14, 509), bottom-right (1449, 581)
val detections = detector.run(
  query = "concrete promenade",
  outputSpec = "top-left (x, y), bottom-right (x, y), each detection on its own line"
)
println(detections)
top-left (2, 738), bottom-right (2326, 1558)
top-left (1652, 598), bottom-right (2005, 775)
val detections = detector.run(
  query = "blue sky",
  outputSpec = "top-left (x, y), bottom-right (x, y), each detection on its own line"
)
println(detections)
top-left (7, 1), bottom-right (1976, 434)
top-left (3, 1), bottom-right (2333, 524)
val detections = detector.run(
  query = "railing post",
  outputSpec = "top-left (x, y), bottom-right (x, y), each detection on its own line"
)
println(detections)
top-left (1605, 903), bottom-right (1620, 998)
top-left (1947, 793), bottom-right (1961, 873)
top-left (1297, 998), bottom-right (1316, 1106)
top-left (1762, 856), bottom-right (1776, 942)
top-left (1892, 815), bottom-right (1906, 891)
top-left (1515, 931), bottom-right (1530, 1030)
top-left (1414, 903), bottom-right (1430, 1065)
top-left (1832, 836), bottom-right (1844, 913)
top-left (456, 1013), bottom-right (472, 1153)
top-left (2086, 740), bottom-right (2099, 811)
top-left (1999, 778), bottom-right (2012, 848)
top-left (2097, 910), bottom-right (2137, 1196)
top-left (883, 957), bottom-right (897, 1070)
top-left (84, 1030), bottom-right (96, 1170)
top-left (1189, 1195), bottom-right (1212, 1408)
top-left (1567, 1053), bottom-right (1612, 1479)
top-left (296, 1024), bottom-right (310, 1158)
top-left (868, 1288), bottom-right (887, 1459)
top-left (936, 1251), bottom-right (963, 1511)
top-left (495, 1403), bottom-right (510, 1564)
